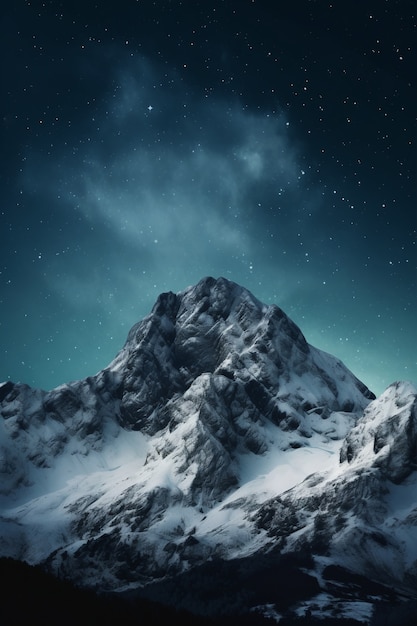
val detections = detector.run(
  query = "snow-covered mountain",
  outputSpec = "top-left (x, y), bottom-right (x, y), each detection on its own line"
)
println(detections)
top-left (0, 276), bottom-right (416, 622)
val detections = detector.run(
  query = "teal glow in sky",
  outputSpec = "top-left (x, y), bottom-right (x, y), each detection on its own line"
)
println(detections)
top-left (1, 1), bottom-right (416, 395)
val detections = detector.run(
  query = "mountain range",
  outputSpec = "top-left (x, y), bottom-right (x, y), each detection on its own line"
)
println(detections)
top-left (0, 276), bottom-right (416, 624)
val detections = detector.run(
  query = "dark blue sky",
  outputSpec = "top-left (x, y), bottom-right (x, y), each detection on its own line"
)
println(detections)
top-left (1, 0), bottom-right (416, 394)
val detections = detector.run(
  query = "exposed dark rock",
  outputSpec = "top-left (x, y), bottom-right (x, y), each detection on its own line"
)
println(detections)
top-left (0, 276), bottom-right (415, 620)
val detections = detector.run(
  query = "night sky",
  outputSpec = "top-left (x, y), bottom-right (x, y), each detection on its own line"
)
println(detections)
top-left (1, 1), bottom-right (416, 395)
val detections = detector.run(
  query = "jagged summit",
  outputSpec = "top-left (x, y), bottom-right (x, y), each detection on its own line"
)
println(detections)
top-left (123, 275), bottom-right (318, 368)
top-left (0, 277), bottom-right (415, 620)
top-left (107, 275), bottom-right (374, 436)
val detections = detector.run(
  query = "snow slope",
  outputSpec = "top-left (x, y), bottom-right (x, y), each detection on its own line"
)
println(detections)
top-left (0, 276), bottom-right (415, 619)
top-left (255, 381), bottom-right (417, 593)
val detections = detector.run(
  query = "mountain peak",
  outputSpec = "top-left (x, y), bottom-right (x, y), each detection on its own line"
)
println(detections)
top-left (146, 276), bottom-right (249, 324)
top-left (8, 278), bottom-right (417, 616)
top-left (154, 275), bottom-right (265, 326)
top-left (113, 277), bottom-right (373, 435)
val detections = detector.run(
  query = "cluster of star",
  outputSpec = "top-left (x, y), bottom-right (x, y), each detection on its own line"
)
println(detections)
top-left (0, 1), bottom-right (415, 392)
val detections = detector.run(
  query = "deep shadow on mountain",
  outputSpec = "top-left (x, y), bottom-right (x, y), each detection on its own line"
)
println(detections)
top-left (0, 557), bottom-right (212, 626)
top-left (0, 556), bottom-right (281, 625)
top-left (130, 550), bottom-right (319, 617)
top-left (124, 550), bottom-right (417, 625)
top-left (1, 278), bottom-right (416, 625)
top-left (2, 556), bottom-right (417, 625)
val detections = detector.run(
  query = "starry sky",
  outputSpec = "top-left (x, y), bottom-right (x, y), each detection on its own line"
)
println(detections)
top-left (1, 0), bottom-right (416, 395)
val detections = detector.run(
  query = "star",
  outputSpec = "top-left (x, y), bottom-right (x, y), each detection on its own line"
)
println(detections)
top-left (0, 1), bottom-right (414, 396)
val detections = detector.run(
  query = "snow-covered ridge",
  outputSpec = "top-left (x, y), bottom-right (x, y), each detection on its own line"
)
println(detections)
top-left (0, 276), bottom-right (416, 616)
top-left (340, 380), bottom-right (417, 481)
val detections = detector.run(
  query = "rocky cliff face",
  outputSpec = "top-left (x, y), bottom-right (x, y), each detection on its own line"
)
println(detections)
top-left (113, 275), bottom-right (374, 434)
top-left (255, 381), bottom-right (417, 590)
top-left (340, 381), bottom-right (417, 482)
top-left (0, 276), bottom-right (415, 619)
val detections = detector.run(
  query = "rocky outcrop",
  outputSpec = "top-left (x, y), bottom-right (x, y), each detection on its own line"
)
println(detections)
top-left (254, 381), bottom-right (417, 594)
top-left (340, 381), bottom-right (417, 482)
top-left (1, 276), bottom-right (416, 611)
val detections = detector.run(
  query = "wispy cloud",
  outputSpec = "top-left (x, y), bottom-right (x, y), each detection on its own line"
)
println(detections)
top-left (21, 57), bottom-right (316, 312)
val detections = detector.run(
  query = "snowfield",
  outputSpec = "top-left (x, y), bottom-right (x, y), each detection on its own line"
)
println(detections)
top-left (0, 277), bottom-right (416, 621)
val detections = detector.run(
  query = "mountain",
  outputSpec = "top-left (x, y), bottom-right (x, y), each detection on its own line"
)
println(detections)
top-left (0, 276), bottom-right (416, 623)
